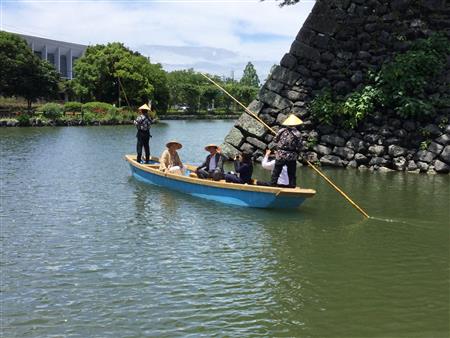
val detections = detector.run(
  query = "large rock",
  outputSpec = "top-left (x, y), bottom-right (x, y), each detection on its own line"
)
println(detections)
top-left (333, 146), bottom-right (355, 160)
top-left (321, 134), bottom-right (346, 147)
top-left (247, 137), bottom-right (267, 150)
top-left (259, 89), bottom-right (292, 110)
top-left (235, 114), bottom-right (266, 138)
top-left (422, 124), bottom-right (442, 138)
top-left (280, 53), bottom-right (298, 69)
top-left (417, 161), bottom-right (429, 172)
top-left (247, 100), bottom-right (264, 115)
top-left (290, 40), bottom-right (321, 61)
top-left (240, 143), bottom-right (255, 154)
top-left (346, 137), bottom-right (365, 153)
top-left (313, 144), bottom-right (332, 156)
top-left (428, 141), bottom-right (444, 154)
top-left (435, 133), bottom-right (450, 146)
top-left (407, 160), bottom-right (418, 171)
top-left (434, 160), bottom-right (450, 173)
top-left (415, 150), bottom-right (436, 163)
top-left (354, 153), bottom-right (369, 164)
top-left (369, 145), bottom-right (385, 156)
top-left (369, 157), bottom-right (389, 166)
top-left (320, 155), bottom-right (344, 167)
top-left (440, 145), bottom-right (450, 164)
top-left (220, 143), bottom-right (240, 159)
top-left (393, 156), bottom-right (407, 171)
top-left (265, 80), bottom-right (284, 94)
top-left (224, 127), bottom-right (244, 148)
top-left (304, 1), bottom-right (338, 35)
top-left (271, 66), bottom-right (302, 86)
top-left (388, 145), bottom-right (407, 157)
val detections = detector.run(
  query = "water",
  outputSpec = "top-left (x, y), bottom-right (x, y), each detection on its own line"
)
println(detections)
top-left (1, 121), bottom-right (449, 337)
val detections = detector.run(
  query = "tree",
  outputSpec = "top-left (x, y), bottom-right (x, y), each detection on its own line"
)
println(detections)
top-left (0, 31), bottom-right (60, 109)
top-left (71, 43), bottom-right (169, 112)
top-left (240, 62), bottom-right (260, 87)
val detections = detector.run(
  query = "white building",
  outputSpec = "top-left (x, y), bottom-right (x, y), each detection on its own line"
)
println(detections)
top-left (18, 33), bottom-right (87, 79)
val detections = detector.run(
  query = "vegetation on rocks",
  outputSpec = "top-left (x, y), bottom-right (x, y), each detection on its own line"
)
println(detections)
top-left (310, 34), bottom-right (450, 128)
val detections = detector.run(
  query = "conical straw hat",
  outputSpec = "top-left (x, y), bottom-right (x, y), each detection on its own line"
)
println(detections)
top-left (282, 114), bottom-right (303, 126)
top-left (204, 144), bottom-right (218, 151)
top-left (138, 103), bottom-right (151, 111)
top-left (166, 140), bottom-right (183, 149)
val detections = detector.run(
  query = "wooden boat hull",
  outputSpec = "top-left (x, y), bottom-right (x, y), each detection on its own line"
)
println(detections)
top-left (125, 155), bottom-right (315, 209)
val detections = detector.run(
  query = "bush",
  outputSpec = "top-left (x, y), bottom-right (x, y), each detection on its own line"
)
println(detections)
top-left (17, 113), bottom-right (31, 126)
top-left (82, 112), bottom-right (96, 124)
top-left (82, 102), bottom-right (117, 115)
top-left (64, 101), bottom-right (82, 113)
top-left (310, 34), bottom-right (449, 126)
top-left (310, 89), bottom-right (336, 125)
top-left (37, 103), bottom-right (63, 119)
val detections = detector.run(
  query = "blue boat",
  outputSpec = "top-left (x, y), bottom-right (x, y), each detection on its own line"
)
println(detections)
top-left (125, 155), bottom-right (316, 208)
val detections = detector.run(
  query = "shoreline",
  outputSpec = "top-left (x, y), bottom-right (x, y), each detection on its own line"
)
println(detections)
top-left (0, 114), bottom-right (239, 127)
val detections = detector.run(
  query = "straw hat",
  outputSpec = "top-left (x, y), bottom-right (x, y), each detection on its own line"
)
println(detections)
top-left (282, 114), bottom-right (303, 126)
top-left (138, 103), bottom-right (151, 111)
top-left (166, 140), bottom-right (182, 149)
top-left (204, 144), bottom-right (218, 151)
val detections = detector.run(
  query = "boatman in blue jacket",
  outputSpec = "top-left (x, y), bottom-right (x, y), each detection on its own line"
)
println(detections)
top-left (134, 103), bottom-right (154, 164)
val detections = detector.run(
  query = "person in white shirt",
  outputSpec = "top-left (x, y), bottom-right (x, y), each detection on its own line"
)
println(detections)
top-left (259, 149), bottom-right (289, 187)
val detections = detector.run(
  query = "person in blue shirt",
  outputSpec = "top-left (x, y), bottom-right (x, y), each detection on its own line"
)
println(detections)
top-left (224, 152), bottom-right (253, 184)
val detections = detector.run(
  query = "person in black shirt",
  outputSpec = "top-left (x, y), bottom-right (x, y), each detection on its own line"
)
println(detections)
top-left (134, 104), bottom-right (153, 163)
top-left (225, 152), bottom-right (253, 184)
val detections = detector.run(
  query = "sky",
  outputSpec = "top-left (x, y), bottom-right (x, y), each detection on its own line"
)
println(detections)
top-left (1, 0), bottom-right (315, 79)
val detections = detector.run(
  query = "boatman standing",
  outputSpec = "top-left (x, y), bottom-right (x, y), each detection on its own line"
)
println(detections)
top-left (134, 103), bottom-right (154, 164)
top-left (270, 114), bottom-right (303, 188)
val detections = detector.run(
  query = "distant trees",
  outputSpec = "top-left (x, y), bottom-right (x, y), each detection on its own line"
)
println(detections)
top-left (0, 31), bottom-right (60, 109)
top-left (0, 30), bottom-right (261, 115)
top-left (166, 66), bottom-right (260, 114)
top-left (240, 62), bottom-right (260, 87)
top-left (71, 42), bottom-right (170, 113)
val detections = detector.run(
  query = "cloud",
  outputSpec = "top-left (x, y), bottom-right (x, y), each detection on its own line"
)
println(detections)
top-left (2, 0), bottom-right (315, 77)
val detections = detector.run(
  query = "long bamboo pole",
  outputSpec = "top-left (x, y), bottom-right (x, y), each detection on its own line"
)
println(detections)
top-left (201, 72), bottom-right (369, 218)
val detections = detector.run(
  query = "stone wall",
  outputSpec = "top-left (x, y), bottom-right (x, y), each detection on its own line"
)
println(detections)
top-left (221, 0), bottom-right (450, 174)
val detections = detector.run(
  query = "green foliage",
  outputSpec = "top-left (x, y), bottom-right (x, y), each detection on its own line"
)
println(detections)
top-left (82, 102), bottom-right (116, 115)
top-left (420, 140), bottom-right (431, 151)
top-left (341, 86), bottom-right (382, 128)
top-left (16, 113), bottom-right (31, 126)
top-left (311, 86), bottom-right (383, 128)
top-left (64, 101), bottom-right (83, 113)
top-left (306, 135), bottom-right (318, 150)
top-left (310, 34), bottom-right (449, 127)
top-left (310, 89), bottom-right (336, 125)
top-left (166, 69), bottom-right (258, 114)
top-left (71, 42), bottom-right (169, 112)
top-left (37, 103), bottom-right (63, 119)
top-left (0, 31), bottom-right (60, 109)
top-left (240, 62), bottom-right (260, 87)
top-left (82, 112), bottom-right (97, 124)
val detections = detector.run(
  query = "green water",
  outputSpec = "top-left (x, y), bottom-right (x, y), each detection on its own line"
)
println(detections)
top-left (1, 121), bottom-right (449, 337)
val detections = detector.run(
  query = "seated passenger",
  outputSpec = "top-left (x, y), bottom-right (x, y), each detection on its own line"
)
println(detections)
top-left (196, 144), bottom-right (224, 181)
top-left (224, 152), bottom-right (253, 184)
top-left (257, 149), bottom-right (289, 187)
top-left (159, 141), bottom-right (186, 175)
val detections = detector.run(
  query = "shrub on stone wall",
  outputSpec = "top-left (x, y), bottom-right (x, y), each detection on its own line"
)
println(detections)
top-left (37, 103), bottom-right (63, 119)
top-left (82, 102), bottom-right (117, 115)
top-left (310, 34), bottom-right (449, 127)
top-left (63, 101), bottom-right (82, 113)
